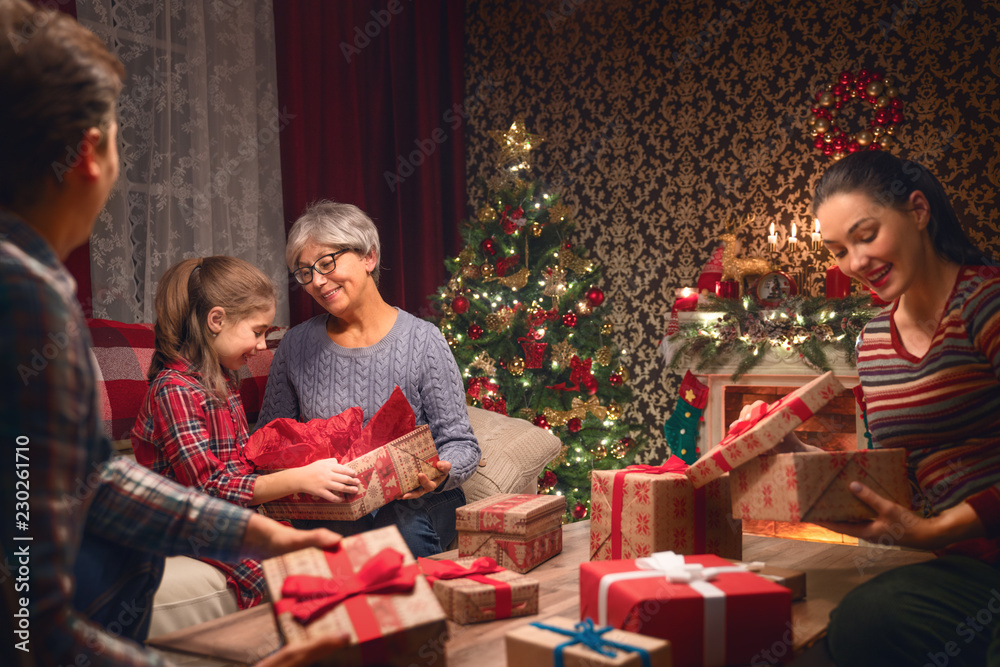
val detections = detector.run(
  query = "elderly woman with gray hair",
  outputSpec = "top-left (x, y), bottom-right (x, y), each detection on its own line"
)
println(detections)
top-left (257, 200), bottom-right (480, 556)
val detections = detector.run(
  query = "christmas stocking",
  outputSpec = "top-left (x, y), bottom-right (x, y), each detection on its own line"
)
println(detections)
top-left (663, 371), bottom-right (709, 465)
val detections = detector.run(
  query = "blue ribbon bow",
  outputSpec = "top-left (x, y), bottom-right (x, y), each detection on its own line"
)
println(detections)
top-left (530, 618), bottom-right (652, 667)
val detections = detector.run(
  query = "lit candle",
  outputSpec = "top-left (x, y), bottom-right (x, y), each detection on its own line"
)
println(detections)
top-left (788, 221), bottom-right (798, 251)
top-left (767, 222), bottom-right (777, 253)
top-left (811, 218), bottom-right (822, 251)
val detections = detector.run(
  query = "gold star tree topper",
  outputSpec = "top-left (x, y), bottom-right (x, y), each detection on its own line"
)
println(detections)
top-left (489, 119), bottom-right (544, 172)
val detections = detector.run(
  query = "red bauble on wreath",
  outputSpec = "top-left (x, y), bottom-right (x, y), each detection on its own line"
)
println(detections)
top-left (808, 69), bottom-right (905, 160)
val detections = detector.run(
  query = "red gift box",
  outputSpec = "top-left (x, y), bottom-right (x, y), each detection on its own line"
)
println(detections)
top-left (580, 552), bottom-right (791, 667)
top-left (456, 494), bottom-right (566, 574)
top-left (419, 556), bottom-right (539, 624)
top-left (589, 457), bottom-right (741, 561)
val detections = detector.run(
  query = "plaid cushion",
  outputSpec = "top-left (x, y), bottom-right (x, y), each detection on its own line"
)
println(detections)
top-left (87, 318), bottom-right (286, 451)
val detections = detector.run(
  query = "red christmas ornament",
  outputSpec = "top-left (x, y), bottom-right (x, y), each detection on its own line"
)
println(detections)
top-left (480, 238), bottom-right (497, 256)
top-left (533, 413), bottom-right (550, 429)
top-left (567, 417), bottom-right (582, 433)
top-left (519, 337), bottom-right (548, 368)
top-left (609, 373), bottom-right (623, 387)
top-left (468, 323), bottom-right (483, 340)
top-left (572, 502), bottom-right (588, 520)
top-left (451, 295), bottom-right (469, 314)
top-left (561, 312), bottom-right (578, 328)
top-left (541, 470), bottom-right (557, 489)
top-left (619, 436), bottom-right (634, 450)
top-left (586, 287), bottom-right (605, 307)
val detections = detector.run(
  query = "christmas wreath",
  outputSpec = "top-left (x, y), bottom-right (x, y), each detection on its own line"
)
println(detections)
top-left (808, 69), bottom-right (905, 159)
top-left (663, 294), bottom-right (877, 381)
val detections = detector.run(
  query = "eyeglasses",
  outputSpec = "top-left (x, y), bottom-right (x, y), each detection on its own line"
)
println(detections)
top-left (292, 249), bottom-right (351, 285)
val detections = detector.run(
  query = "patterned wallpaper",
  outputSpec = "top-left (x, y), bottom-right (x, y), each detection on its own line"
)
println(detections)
top-left (463, 0), bottom-right (1000, 462)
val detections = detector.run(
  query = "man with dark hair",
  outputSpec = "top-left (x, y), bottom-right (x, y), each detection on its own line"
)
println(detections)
top-left (0, 1), bottom-right (344, 664)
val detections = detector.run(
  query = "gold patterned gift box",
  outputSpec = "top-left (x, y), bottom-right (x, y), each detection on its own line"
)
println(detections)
top-left (256, 424), bottom-right (444, 521)
top-left (260, 525), bottom-right (448, 667)
top-left (419, 556), bottom-right (539, 624)
top-left (686, 371), bottom-right (910, 522)
top-left (505, 617), bottom-right (672, 667)
top-left (456, 493), bottom-right (566, 574)
top-left (589, 458), bottom-right (741, 561)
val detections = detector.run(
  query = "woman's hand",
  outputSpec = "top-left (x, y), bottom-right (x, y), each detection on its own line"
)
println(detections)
top-left (294, 458), bottom-right (362, 502)
top-left (815, 482), bottom-right (985, 551)
top-left (401, 460), bottom-right (451, 500)
top-left (729, 400), bottom-right (822, 454)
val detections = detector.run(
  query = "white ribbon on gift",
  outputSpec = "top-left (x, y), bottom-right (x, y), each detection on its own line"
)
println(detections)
top-left (596, 551), bottom-right (749, 667)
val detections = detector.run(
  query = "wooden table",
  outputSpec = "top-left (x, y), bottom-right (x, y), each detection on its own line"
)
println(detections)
top-left (147, 521), bottom-right (934, 666)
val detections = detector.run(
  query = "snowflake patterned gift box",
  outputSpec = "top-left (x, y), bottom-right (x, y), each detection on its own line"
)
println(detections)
top-left (731, 449), bottom-right (909, 522)
top-left (260, 525), bottom-right (448, 667)
top-left (579, 551), bottom-right (791, 667)
top-left (249, 387), bottom-right (445, 521)
top-left (456, 493), bottom-right (566, 574)
top-left (685, 371), bottom-right (910, 522)
top-left (505, 616), bottom-right (672, 667)
top-left (419, 555), bottom-right (539, 624)
top-left (589, 456), bottom-right (741, 561)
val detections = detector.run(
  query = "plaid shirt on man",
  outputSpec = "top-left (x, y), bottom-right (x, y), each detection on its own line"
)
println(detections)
top-left (132, 360), bottom-right (266, 608)
top-left (0, 214), bottom-right (253, 666)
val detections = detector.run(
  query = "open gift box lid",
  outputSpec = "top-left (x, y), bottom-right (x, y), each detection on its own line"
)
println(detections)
top-left (685, 371), bottom-right (847, 489)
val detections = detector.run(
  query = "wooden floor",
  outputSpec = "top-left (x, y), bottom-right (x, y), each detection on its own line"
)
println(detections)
top-left (148, 520), bottom-right (934, 666)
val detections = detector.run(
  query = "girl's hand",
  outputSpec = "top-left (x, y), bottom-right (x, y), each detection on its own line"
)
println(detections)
top-left (728, 400), bottom-right (821, 454)
top-left (815, 482), bottom-right (984, 551)
top-left (295, 458), bottom-right (362, 502)
top-left (401, 460), bottom-right (451, 500)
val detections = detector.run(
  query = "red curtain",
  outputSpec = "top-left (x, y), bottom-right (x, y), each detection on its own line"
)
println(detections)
top-left (273, 0), bottom-right (467, 326)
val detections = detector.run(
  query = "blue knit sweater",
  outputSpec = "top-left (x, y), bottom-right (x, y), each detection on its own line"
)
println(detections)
top-left (257, 309), bottom-right (480, 491)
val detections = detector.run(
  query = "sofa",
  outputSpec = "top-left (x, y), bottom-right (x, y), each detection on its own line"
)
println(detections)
top-left (87, 318), bottom-right (563, 638)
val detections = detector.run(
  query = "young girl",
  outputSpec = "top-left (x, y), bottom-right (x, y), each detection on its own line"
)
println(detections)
top-left (132, 256), bottom-right (361, 609)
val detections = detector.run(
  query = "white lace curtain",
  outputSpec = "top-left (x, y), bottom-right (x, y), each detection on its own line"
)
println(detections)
top-left (78, 0), bottom-right (290, 324)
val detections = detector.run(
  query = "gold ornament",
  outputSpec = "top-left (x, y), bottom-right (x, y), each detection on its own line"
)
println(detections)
top-left (601, 320), bottom-right (613, 336)
top-left (462, 264), bottom-right (481, 279)
top-left (550, 339), bottom-right (578, 367)
top-left (875, 95), bottom-right (890, 108)
top-left (856, 129), bottom-right (874, 146)
top-left (818, 91), bottom-right (835, 107)
top-left (471, 351), bottom-right (497, 376)
top-left (445, 336), bottom-right (457, 348)
top-left (879, 134), bottom-right (896, 149)
top-left (543, 396), bottom-right (607, 427)
top-left (497, 267), bottom-right (530, 290)
top-left (606, 400), bottom-right (621, 420)
top-left (814, 117), bottom-right (831, 133)
top-left (865, 81), bottom-right (884, 97)
top-left (542, 267), bottom-right (568, 297)
top-left (558, 250), bottom-right (592, 275)
top-left (594, 444), bottom-right (607, 459)
top-left (530, 222), bottom-right (543, 237)
top-left (488, 119), bottom-right (544, 172)
top-left (485, 308), bottom-right (516, 333)
top-left (517, 407), bottom-right (535, 421)
top-left (575, 300), bottom-right (593, 316)
top-left (615, 365), bottom-right (630, 382)
top-left (458, 247), bottom-right (476, 266)
top-left (481, 263), bottom-right (495, 279)
top-left (595, 346), bottom-right (612, 366)
top-left (611, 440), bottom-right (628, 459)
top-left (477, 206), bottom-right (497, 224)
top-left (508, 356), bottom-right (525, 376)
top-left (547, 203), bottom-right (573, 224)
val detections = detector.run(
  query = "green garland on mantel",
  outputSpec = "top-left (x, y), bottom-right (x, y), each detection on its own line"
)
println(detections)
top-left (665, 294), bottom-right (879, 381)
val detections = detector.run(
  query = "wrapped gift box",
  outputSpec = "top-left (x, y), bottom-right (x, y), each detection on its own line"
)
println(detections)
top-left (590, 457), bottom-right (741, 561)
top-left (505, 616), bottom-right (672, 667)
top-left (456, 494), bottom-right (566, 574)
top-left (260, 525), bottom-right (448, 667)
top-left (419, 556), bottom-right (539, 624)
top-left (580, 552), bottom-right (791, 667)
top-left (731, 449), bottom-right (909, 522)
top-left (685, 371), bottom-right (910, 522)
top-left (256, 424), bottom-right (444, 521)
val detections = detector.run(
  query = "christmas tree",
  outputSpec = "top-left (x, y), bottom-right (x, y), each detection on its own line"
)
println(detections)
top-left (429, 121), bottom-right (644, 522)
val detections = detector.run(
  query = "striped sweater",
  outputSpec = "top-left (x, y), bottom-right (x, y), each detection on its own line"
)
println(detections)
top-left (857, 265), bottom-right (1000, 549)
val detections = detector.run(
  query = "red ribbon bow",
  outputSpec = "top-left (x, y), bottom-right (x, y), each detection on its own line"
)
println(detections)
top-left (725, 401), bottom-right (769, 439)
top-left (276, 548), bottom-right (416, 624)
top-left (417, 557), bottom-right (514, 619)
top-left (623, 456), bottom-right (690, 476)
